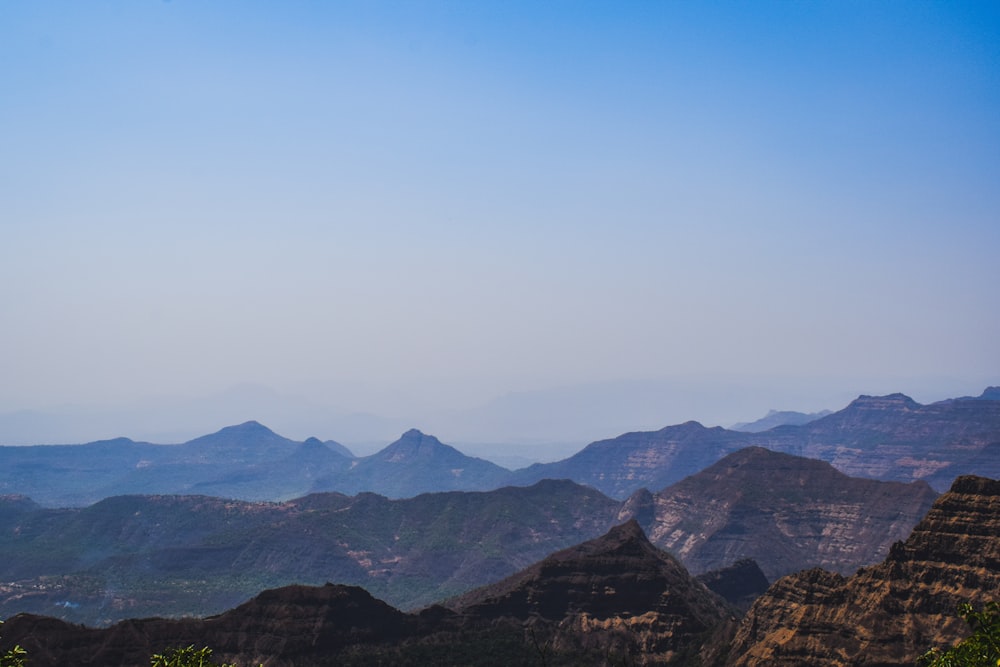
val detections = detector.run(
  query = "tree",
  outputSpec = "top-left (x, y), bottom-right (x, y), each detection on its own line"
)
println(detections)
top-left (150, 645), bottom-right (237, 667)
top-left (0, 622), bottom-right (27, 667)
top-left (920, 602), bottom-right (1000, 667)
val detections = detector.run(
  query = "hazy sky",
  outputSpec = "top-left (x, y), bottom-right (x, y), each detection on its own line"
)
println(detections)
top-left (2, 1), bottom-right (998, 443)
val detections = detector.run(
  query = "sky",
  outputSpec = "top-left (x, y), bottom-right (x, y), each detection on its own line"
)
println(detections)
top-left (1, 1), bottom-right (999, 450)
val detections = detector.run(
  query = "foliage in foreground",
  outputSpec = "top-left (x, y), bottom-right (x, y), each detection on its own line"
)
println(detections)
top-left (921, 602), bottom-right (1000, 667)
top-left (0, 622), bottom-right (26, 667)
top-left (150, 645), bottom-right (241, 667)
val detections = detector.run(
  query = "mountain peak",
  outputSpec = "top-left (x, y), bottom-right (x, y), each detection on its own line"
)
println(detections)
top-left (978, 386), bottom-right (1000, 401)
top-left (217, 420), bottom-right (279, 437)
top-left (378, 430), bottom-right (452, 461)
top-left (603, 517), bottom-right (647, 543)
top-left (846, 393), bottom-right (921, 411)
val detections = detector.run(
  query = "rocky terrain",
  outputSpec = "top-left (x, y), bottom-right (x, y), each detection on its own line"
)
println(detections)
top-left (726, 475), bottom-right (1000, 666)
top-left (627, 446), bottom-right (939, 580)
top-left (0, 475), bottom-right (996, 665)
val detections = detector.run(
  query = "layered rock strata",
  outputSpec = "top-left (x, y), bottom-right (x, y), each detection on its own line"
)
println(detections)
top-left (726, 475), bottom-right (1000, 666)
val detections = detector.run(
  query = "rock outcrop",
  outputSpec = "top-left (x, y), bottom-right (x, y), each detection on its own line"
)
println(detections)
top-left (726, 475), bottom-right (1000, 666)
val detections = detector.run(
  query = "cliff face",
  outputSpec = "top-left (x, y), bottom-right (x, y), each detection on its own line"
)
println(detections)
top-left (627, 447), bottom-right (939, 581)
top-left (726, 475), bottom-right (1000, 667)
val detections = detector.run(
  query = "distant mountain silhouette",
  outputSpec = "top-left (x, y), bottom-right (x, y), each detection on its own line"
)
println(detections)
top-left (510, 420), bottom-right (752, 498)
top-left (311, 428), bottom-right (511, 497)
top-left (513, 389), bottom-right (1000, 497)
top-left (730, 409), bottom-right (832, 432)
top-left (0, 388), bottom-right (996, 506)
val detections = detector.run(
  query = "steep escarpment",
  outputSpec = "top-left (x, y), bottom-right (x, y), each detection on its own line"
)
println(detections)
top-left (626, 447), bottom-right (938, 581)
top-left (726, 475), bottom-right (1000, 666)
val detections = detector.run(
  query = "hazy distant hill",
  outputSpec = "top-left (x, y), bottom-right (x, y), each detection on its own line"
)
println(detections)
top-left (749, 392), bottom-right (1000, 490)
top-left (510, 420), bottom-right (753, 499)
top-left (512, 390), bottom-right (1000, 497)
top-left (0, 388), bottom-right (996, 505)
top-left (729, 409), bottom-right (832, 432)
top-left (310, 428), bottom-right (512, 497)
top-left (0, 421), bottom-right (354, 506)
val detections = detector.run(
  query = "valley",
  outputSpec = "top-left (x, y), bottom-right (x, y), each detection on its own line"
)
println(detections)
top-left (0, 388), bottom-right (996, 664)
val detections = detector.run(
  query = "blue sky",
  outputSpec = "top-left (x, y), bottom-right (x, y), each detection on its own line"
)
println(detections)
top-left (2, 1), bottom-right (998, 445)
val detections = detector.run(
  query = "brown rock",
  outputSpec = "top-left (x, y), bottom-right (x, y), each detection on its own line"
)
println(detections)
top-left (726, 475), bottom-right (1000, 666)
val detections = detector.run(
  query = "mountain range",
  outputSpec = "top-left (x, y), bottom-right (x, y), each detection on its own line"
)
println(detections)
top-left (0, 388), bottom-right (996, 507)
top-left (1, 473), bottom-right (995, 666)
top-left (0, 447), bottom-right (937, 626)
top-left (512, 389), bottom-right (1000, 496)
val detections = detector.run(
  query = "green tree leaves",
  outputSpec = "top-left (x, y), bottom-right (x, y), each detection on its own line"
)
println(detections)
top-left (921, 602), bottom-right (1000, 667)
top-left (150, 645), bottom-right (236, 667)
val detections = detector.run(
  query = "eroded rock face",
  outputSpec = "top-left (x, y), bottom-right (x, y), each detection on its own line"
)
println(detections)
top-left (726, 475), bottom-right (1000, 667)
top-left (448, 520), bottom-right (737, 665)
top-left (627, 447), bottom-right (939, 581)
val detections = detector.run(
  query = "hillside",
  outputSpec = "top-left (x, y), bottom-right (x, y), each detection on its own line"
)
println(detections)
top-left (0, 480), bottom-right (621, 625)
top-left (2, 476), bottom-right (995, 666)
top-left (626, 447), bottom-right (939, 580)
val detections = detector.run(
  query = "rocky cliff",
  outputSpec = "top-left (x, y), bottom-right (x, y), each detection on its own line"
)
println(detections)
top-left (627, 447), bottom-right (939, 581)
top-left (725, 475), bottom-right (1000, 666)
